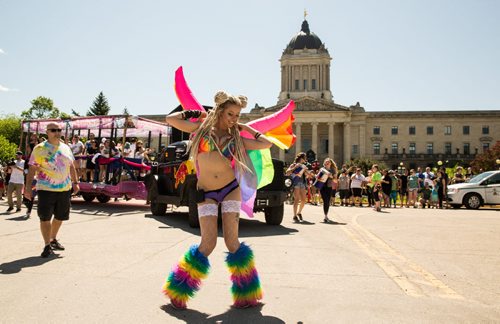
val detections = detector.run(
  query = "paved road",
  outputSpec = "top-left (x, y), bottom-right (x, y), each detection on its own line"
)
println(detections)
top-left (1, 198), bottom-right (499, 323)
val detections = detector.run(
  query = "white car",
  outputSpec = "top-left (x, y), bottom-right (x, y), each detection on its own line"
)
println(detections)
top-left (447, 170), bottom-right (500, 209)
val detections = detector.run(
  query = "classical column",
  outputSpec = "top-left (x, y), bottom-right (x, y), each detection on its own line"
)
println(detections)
top-left (328, 122), bottom-right (334, 158)
top-left (343, 122), bottom-right (351, 162)
top-left (359, 124), bottom-right (366, 157)
top-left (311, 122), bottom-right (318, 155)
top-left (295, 122), bottom-right (302, 154)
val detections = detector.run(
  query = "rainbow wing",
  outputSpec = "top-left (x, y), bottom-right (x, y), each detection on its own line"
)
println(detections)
top-left (174, 66), bottom-right (205, 121)
top-left (244, 100), bottom-right (296, 149)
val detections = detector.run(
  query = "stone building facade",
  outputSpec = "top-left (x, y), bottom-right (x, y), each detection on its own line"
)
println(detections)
top-left (239, 19), bottom-right (500, 169)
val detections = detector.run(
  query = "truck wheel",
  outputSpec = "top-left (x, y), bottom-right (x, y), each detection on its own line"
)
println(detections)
top-left (188, 191), bottom-right (200, 228)
top-left (464, 193), bottom-right (482, 209)
top-left (264, 204), bottom-right (284, 225)
top-left (96, 194), bottom-right (111, 203)
top-left (81, 193), bottom-right (95, 202)
top-left (151, 202), bottom-right (167, 216)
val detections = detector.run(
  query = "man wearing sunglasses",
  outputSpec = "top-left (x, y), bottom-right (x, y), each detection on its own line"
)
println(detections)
top-left (25, 123), bottom-right (80, 258)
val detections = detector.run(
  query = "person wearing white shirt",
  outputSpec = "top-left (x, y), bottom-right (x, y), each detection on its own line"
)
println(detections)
top-left (350, 168), bottom-right (366, 207)
top-left (6, 151), bottom-right (25, 213)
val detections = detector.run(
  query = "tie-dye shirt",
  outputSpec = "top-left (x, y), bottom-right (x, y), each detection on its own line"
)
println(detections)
top-left (29, 141), bottom-right (74, 192)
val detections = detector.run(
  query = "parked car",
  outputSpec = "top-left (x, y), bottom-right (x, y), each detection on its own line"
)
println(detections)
top-left (447, 170), bottom-right (500, 209)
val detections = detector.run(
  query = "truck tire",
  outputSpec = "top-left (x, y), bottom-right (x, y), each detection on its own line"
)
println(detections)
top-left (81, 193), bottom-right (95, 202)
top-left (151, 202), bottom-right (167, 216)
top-left (188, 191), bottom-right (200, 228)
top-left (464, 193), bottom-right (482, 210)
top-left (264, 204), bottom-right (284, 225)
top-left (96, 194), bottom-right (111, 203)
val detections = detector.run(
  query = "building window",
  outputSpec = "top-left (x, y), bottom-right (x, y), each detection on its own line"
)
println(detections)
top-left (302, 139), bottom-right (311, 151)
top-left (312, 79), bottom-right (316, 90)
top-left (427, 126), bottom-right (433, 135)
top-left (352, 145), bottom-right (359, 155)
top-left (373, 126), bottom-right (380, 135)
top-left (483, 142), bottom-right (490, 152)
top-left (303, 79), bottom-right (308, 90)
top-left (427, 143), bottom-right (433, 155)
top-left (391, 143), bottom-right (398, 154)
top-left (373, 143), bottom-right (380, 155)
top-left (463, 125), bottom-right (470, 135)
top-left (444, 126), bottom-right (452, 135)
top-left (409, 143), bottom-right (416, 154)
top-left (295, 80), bottom-right (299, 90)
top-left (482, 126), bottom-right (489, 135)
top-left (322, 139), bottom-right (329, 154)
top-left (463, 143), bottom-right (470, 155)
top-left (409, 126), bottom-right (416, 135)
top-left (391, 126), bottom-right (398, 135)
top-left (445, 142), bottom-right (452, 155)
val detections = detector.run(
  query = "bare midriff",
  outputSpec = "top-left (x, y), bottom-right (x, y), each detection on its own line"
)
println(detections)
top-left (196, 151), bottom-right (235, 191)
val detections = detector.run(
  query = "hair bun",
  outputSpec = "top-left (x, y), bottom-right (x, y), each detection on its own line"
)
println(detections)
top-left (214, 91), bottom-right (230, 105)
top-left (237, 95), bottom-right (248, 108)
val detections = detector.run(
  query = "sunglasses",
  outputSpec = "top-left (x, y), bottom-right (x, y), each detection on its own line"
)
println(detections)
top-left (48, 129), bottom-right (62, 133)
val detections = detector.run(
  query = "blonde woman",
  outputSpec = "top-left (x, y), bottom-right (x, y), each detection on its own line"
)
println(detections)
top-left (314, 158), bottom-right (336, 223)
top-left (162, 91), bottom-right (272, 309)
top-left (286, 152), bottom-right (311, 222)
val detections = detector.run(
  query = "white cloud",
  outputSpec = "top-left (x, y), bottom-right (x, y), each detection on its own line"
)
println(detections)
top-left (0, 49), bottom-right (5, 54)
top-left (0, 84), bottom-right (19, 92)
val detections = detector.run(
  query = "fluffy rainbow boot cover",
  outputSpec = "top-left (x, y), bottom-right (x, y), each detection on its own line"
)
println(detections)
top-left (162, 245), bottom-right (210, 309)
top-left (225, 242), bottom-right (263, 308)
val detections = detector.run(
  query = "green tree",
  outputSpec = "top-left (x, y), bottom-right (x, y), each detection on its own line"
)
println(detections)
top-left (0, 114), bottom-right (22, 147)
top-left (0, 135), bottom-right (17, 163)
top-left (71, 109), bottom-right (81, 116)
top-left (87, 92), bottom-right (111, 116)
top-left (471, 141), bottom-right (500, 172)
top-left (345, 157), bottom-right (387, 174)
top-left (21, 96), bottom-right (60, 119)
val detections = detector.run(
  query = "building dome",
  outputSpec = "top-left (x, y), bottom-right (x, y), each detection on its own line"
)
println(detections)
top-left (286, 20), bottom-right (323, 51)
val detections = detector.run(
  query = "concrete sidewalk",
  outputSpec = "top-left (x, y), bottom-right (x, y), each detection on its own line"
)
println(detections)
top-left (1, 199), bottom-right (499, 323)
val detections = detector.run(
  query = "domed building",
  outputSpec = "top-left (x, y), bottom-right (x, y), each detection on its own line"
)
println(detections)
top-left (241, 18), bottom-right (499, 169)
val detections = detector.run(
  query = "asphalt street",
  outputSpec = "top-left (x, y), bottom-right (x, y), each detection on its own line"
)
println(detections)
top-left (1, 198), bottom-right (499, 323)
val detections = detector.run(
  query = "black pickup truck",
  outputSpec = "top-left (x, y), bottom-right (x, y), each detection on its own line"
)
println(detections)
top-left (145, 141), bottom-right (288, 227)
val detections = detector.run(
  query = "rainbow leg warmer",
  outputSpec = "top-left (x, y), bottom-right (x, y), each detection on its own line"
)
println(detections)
top-left (225, 242), bottom-right (263, 308)
top-left (162, 245), bottom-right (210, 309)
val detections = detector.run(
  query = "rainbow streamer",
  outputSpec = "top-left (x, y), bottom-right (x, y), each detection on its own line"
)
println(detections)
top-left (162, 245), bottom-right (210, 308)
top-left (225, 242), bottom-right (263, 308)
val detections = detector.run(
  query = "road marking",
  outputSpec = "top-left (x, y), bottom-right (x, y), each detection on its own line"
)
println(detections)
top-left (339, 212), bottom-right (464, 300)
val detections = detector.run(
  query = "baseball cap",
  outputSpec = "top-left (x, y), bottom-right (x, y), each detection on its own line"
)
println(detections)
top-left (16, 151), bottom-right (23, 155)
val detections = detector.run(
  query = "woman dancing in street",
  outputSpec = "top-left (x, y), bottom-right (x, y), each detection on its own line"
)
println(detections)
top-left (162, 91), bottom-right (272, 309)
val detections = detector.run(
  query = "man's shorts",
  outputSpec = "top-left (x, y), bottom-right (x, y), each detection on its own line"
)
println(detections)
top-left (339, 189), bottom-right (350, 199)
top-left (351, 188), bottom-right (362, 197)
top-left (37, 190), bottom-right (72, 221)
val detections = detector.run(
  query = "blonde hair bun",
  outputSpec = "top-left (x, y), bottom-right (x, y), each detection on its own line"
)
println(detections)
top-left (214, 91), bottom-right (248, 108)
top-left (214, 91), bottom-right (230, 105)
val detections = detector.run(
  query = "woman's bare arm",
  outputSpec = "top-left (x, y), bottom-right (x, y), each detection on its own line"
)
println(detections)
top-left (165, 111), bottom-right (207, 133)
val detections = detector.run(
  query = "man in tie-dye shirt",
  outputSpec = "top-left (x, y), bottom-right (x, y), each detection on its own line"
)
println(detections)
top-left (25, 122), bottom-right (80, 258)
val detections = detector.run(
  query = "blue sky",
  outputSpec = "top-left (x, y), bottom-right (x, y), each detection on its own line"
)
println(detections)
top-left (1, 0), bottom-right (499, 117)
